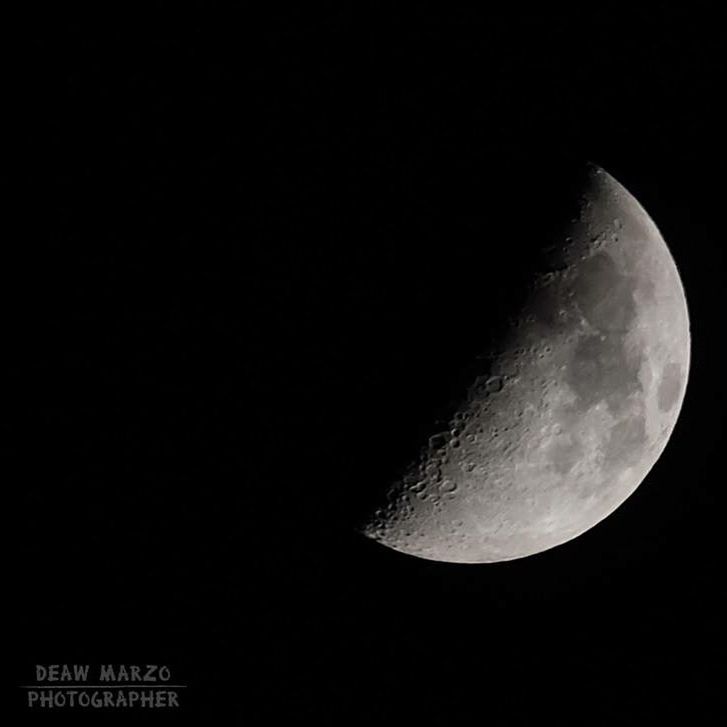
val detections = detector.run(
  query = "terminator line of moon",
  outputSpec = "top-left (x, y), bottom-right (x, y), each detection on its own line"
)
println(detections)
top-left (361, 165), bottom-right (690, 563)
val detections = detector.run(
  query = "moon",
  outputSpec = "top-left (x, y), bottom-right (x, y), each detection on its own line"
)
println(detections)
top-left (360, 164), bottom-right (690, 563)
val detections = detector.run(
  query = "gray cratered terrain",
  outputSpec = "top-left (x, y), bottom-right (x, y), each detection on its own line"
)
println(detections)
top-left (361, 165), bottom-right (690, 563)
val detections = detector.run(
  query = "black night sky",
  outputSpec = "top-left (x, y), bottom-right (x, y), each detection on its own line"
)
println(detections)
top-left (11, 8), bottom-right (725, 723)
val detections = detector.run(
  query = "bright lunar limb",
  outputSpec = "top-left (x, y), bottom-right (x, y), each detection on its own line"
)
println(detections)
top-left (361, 165), bottom-right (690, 563)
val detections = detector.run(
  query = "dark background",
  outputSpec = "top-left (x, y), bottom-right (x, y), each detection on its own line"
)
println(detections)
top-left (11, 7), bottom-right (725, 723)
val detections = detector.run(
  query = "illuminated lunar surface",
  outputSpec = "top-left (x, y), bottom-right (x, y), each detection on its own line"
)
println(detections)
top-left (361, 165), bottom-right (690, 563)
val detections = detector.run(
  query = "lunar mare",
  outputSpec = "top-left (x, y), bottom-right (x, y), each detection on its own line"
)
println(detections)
top-left (361, 165), bottom-right (690, 563)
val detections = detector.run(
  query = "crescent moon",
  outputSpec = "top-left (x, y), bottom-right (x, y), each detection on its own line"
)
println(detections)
top-left (361, 165), bottom-right (690, 563)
